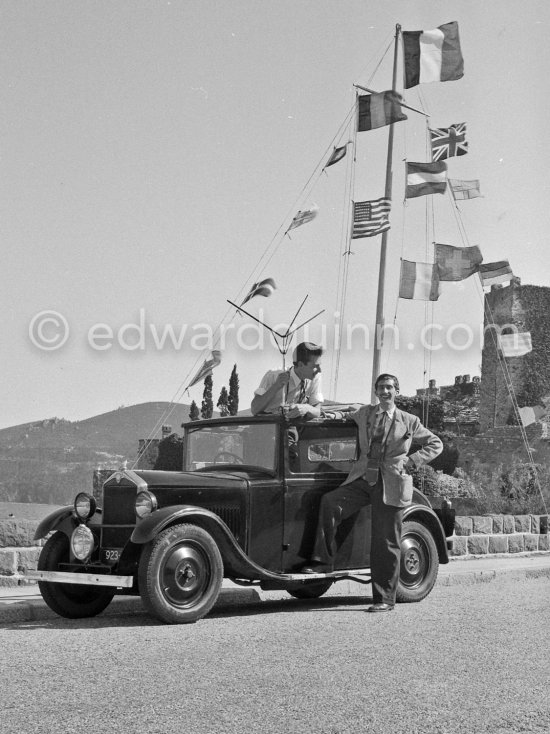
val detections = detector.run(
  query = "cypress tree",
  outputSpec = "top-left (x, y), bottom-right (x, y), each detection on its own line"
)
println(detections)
top-left (228, 364), bottom-right (239, 416)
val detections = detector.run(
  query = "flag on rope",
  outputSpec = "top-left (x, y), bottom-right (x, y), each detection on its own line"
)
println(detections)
top-left (240, 277), bottom-right (276, 306)
top-left (449, 178), bottom-right (481, 200)
top-left (399, 260), bottom-right (441, 301)
top-left (324, 144), bottom-right (348, 169)
top-left (429, 123), bottom-right (468, 161)
top-left (287, 205), bottom-right (319, 232)
top-left (188, 350), bottom-right (222, 389)
top-left (406, 161), bottom-right (447, 198)
top-left (403, 21), bottom-right (464, 89)
top-left (435, 243), bottom-right (483, 281)
top-left (357, 91), bottom-right (407, 131)
top-left (479, 261), bottom-right (514, 287)
top-left (498, 332), bottom-right (532, 358)
top-left (518, 398), bottom-right (550, 427)
top-left (351, 198), bottom-right (391, 238)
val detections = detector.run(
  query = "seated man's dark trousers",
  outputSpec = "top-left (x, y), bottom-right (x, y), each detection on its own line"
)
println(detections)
top-left (311, 476), bottom-right (403, 606)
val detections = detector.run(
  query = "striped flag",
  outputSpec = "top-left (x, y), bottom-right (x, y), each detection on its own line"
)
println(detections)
top-left (399, 260), bottom-right (441, 301)
top-left (188, 350), bottom-right (222, 388)
top-left (479, 261), bottom-right (513, 287)
top-left (241, 278), bottom-right (276, 306)
top-left (498, 332), bottom-right (532, 358)
top-left (403, 21), bottom-right (464, 89)
top-left (357, 91), bottom-right (407, 132)
top-left (351, 198), bottom-right (391, 239)
top-left (406, 161), bottom-right (447, 198)
top-left (429, 123), bottom-right (468, 161)
top-left (287, 205), bottom-right (319, 232)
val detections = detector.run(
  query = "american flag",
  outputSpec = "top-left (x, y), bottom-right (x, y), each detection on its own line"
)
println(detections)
top-left (429, 123), bottom-right (468, 161)
top-left (351, 198), bottom-right (391, 239)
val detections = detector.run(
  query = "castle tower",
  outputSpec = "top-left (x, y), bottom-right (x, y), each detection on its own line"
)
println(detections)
top-left (480, 279), bottom-right (550, 430)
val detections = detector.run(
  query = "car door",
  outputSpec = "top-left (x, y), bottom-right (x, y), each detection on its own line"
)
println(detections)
top-left (281, 421), bottom-right (371, 572)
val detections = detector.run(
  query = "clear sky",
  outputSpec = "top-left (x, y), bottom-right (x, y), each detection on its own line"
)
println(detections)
top-left (2, 0), bottom-right (550, 430)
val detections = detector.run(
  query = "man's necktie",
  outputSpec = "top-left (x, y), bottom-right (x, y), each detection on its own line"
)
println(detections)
top-left (297, 380), bottom-right (307, 403)
top-left (364, 411), bottom-right (388, 485)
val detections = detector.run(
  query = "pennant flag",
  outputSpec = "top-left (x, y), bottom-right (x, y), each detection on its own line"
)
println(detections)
top-left (357, 91), bottom-right (407, 132)
top-left (498, 332), bottom-right (532, 358)
top-left (240, 277), bottom-right (276, 306)
top-left (188, 350), bottom-right (222, 388)
top-left (479, 261), bottom-right (514, 287)
top-left (399, 260), bottom-right (441, 301)
top-left (351, 198), bottom-right (391, 239)
top-left (449, 178), bottom-right (481, 200)
top-left (403, 21), bottom-right (464, 89)
top-left (435, 243), bottom-right (483, 281)
top-left (429, 123), bottom-right (468, 161)
top-left (324, 144), bottom-right (348, 169)
top-left (287, 205), bottom-right (319, 232)
top-left (406, 161), bottom-right (447, 198)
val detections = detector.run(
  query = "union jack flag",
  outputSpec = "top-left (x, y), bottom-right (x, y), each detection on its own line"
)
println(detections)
top-left (429, 123), bottom-right (468, 161)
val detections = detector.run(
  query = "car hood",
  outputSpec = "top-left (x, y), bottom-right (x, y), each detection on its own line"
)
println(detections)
top-left (132, 469), bottom-right (251, 490)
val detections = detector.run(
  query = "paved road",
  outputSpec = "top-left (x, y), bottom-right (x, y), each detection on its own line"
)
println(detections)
top-left (1, 574), bottom-right (549, 734)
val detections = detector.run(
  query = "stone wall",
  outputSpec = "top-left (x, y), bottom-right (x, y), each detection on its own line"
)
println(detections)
top-left (450, 513), bottom-right (550, 556)
top-left (1, 512), bottom-right (549, 586)
top-left (455, 423), bottom-right (550, 472)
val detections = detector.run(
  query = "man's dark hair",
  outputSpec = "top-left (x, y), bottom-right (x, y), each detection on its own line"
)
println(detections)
top-left (375, 373), bottom-right (400, 392)
top-left (293, 341), bottom-right (323, 366)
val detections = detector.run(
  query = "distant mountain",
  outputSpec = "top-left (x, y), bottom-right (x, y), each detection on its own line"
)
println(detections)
top-left (0, 401), bottom-right (192, 457)
top-left (0, 402), bottom-right (192, 505)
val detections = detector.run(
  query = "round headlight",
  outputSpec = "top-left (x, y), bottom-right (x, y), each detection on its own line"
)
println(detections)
top-left (135, 491), bottom-right (157, 519)
top-left (74, 492), bottom-right (97, 521)
top-left (71, 524), bottom-right (95, 561)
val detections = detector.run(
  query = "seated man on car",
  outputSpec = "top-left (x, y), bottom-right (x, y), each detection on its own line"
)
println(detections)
top-left (251, 342), bottom-right (323, 419)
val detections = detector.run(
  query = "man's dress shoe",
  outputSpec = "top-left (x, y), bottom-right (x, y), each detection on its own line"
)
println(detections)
top-left (301, 562), bottom-right (331, 574)
top-left (367, 602), bottom-right (394, 613)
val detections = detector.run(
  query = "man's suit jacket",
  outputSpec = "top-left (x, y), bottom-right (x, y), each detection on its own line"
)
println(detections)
top-left (343, 404), bottom-right (443, 507)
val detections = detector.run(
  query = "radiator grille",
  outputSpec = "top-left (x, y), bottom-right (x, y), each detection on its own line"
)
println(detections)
top-left (102, 485), bottom-right (137, 525)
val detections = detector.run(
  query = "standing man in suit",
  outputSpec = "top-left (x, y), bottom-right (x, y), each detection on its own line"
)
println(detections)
top-left (302, 373), bottom-right (442, 613)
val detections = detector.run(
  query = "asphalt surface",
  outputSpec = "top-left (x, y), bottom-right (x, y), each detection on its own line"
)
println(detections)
top-left (1, 552), bottom-right (549, 625)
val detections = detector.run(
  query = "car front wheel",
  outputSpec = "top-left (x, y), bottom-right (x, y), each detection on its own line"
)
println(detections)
top-left (37, 531), bottom-right (115, 619)
top-left (138, 523), bottom-right (223, 624)
top-left (396, 520), bottom-right (439, 603)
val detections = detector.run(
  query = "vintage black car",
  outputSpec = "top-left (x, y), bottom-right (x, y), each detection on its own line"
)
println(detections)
top-left (28, 414), bottom-right (455, 624)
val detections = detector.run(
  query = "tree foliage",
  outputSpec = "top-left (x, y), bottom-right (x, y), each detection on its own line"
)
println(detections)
top-left (395, 395), bottom-right (445, 432)
top-left (189, 400), bottom-right (200, 421)
top-left (217, 386), bottom-right (230, 417)
top-left (201, 375), bottom-right (213, 419)
top-left (228, 364), bottom-right (239, 416)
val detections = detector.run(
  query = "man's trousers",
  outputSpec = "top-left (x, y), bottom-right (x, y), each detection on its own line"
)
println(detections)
top-left (311, 477), bottom-right (403, 605)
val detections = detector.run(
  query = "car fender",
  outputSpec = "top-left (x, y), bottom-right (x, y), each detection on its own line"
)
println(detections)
top-left (131, 505), bottom-right (290, 582)
top-left (403, 504), bottom-right (449, 564)
top-left (34, 506), bottom-right (78, 541)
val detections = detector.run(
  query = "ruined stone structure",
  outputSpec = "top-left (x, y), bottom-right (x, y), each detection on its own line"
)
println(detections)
top-left (479, 278), bottom-right (550, 431)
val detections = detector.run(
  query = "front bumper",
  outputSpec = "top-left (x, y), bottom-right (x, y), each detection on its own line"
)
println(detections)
top-left (26, 570), bottom-right (133, 588)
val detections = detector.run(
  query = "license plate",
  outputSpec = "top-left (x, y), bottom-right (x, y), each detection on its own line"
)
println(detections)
top-left (101, 548), bottom-right (121, 564)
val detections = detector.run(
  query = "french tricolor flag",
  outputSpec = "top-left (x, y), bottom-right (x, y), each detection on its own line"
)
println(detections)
top-left (403, 21), bottom-right (464, 89)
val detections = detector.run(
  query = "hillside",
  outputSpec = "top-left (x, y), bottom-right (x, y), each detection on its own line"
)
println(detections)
top-left (0, 402), bottom-right (191, 505)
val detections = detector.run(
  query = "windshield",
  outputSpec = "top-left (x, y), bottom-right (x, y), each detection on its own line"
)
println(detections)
top-left (184, 422), bottom-right (278, 473)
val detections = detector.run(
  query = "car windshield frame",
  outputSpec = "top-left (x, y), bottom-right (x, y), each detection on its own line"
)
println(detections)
top-left (183, 420), bottom-right (279, 474)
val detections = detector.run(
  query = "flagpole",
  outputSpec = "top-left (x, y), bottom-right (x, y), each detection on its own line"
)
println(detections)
top-left (369, 24), bottom-right (401, 401)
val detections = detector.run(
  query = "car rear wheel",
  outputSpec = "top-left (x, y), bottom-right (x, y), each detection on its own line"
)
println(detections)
top-left (37, 531), bottom-right (115, 618)
top-left (287, 579), bottom-right (334, 600)
top-left (396, 520), bottom-right (439, 603)
top-left (138, 523), bottom-right (223, 624)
